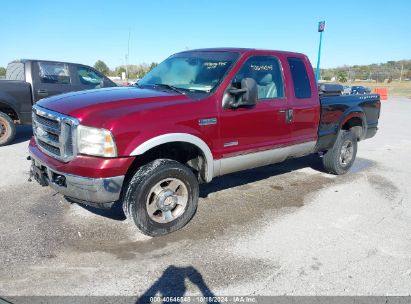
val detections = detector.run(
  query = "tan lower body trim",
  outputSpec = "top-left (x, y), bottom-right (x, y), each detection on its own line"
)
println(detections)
top-left (213, 141), bottom-right (316, 177)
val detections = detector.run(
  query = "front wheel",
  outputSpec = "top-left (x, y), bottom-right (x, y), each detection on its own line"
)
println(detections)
top-left (0, 112), bottom-right (16, 146)
top-left (123, 159), bottom-right (199, 236)
top-left (322, 130), bottom-right (357, 175)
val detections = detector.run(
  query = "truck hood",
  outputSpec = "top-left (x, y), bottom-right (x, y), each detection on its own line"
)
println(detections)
top-left (36, 87), bottom-right (192, 126)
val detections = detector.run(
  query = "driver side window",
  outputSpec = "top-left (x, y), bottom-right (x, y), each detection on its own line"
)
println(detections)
top-left (233, 56), bottom-right (284, 100)
top-left (77, 67), bottom-right (104, 88)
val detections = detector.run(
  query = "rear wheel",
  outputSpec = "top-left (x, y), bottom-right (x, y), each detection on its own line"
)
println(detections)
top-left (0, 112), bottom-right (16, 146)
top-left (323, 130), bottom-right (357, 175)
top-left (123, 159), bottom-right (199, 236)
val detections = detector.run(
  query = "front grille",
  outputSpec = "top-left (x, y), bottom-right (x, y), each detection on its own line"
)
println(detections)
top-left (64, 123), bottom-right (73, 155)
top-left (34, 114), bottom-right (60, 130)
top-left (32, 105), bottom-right (78, 162)
top-left (37, 139), bottom-right (61, 156)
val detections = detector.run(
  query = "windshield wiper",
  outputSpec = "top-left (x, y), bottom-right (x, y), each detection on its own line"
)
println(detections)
top-left (153, 84), bottom-right (186, 95)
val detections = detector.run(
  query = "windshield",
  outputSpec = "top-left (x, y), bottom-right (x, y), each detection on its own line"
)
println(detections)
top-left (138, 51), bottom-right (239, 94)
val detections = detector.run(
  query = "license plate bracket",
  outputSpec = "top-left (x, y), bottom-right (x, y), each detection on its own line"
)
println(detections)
top-left (30, 162), bottom-right (49, 187)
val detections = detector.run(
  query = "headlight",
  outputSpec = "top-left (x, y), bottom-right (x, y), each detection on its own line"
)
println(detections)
top-left (77, 125), bottom-right (117, 157)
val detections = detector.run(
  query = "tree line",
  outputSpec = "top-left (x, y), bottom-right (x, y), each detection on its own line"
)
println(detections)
top-left (93, 60), bottom-right (157, 79)
top-left (318, 59), bottom-right (411, 83)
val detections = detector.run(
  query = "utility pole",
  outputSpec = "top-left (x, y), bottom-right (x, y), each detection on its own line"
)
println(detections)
top-left (400, 63), bottom-right (404, 82)
top-left (125, 29), bottom-right (131, 80)
top-left (316, 21), bottom-right (325, 83)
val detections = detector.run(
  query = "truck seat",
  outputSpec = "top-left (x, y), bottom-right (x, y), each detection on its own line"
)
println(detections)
top-left (257, 73), bottom-right (277, 99)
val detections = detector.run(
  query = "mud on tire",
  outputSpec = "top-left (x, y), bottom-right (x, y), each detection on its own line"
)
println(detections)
top-left (323, 130), bottom-right (358, 175)
top-left (123, 159), bottom-right (199, 236)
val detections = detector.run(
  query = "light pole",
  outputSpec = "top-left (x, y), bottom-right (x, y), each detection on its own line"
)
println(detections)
top-left (316, 21), bottom-right (325, 83)
top-left (125, 29), bottom-right (131, 80)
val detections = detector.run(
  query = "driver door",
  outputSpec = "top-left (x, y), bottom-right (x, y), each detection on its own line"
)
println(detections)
top-left (217, 55), bottom-right (292, 162)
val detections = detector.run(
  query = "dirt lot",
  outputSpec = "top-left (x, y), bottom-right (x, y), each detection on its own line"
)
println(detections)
top-left (0, 97), bottom-right (410, 298)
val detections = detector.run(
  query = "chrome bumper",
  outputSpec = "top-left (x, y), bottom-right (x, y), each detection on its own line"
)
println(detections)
top-left (29, 153), bottom-right (124, 205)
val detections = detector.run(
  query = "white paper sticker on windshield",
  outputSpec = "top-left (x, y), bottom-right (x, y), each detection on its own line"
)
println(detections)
top-left (203, 62), bottom-right (228, 69)
top-left (250, 64), bottom-right (273, 71)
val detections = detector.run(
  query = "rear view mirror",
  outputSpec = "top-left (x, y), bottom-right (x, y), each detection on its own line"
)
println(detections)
top-left (227, 78), bottom-right (257, 108)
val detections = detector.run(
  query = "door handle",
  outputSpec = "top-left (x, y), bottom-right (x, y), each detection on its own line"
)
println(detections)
top-left (279, 109), bottom-right (293, 123)
top-left (37, 89), bottom-right (48, 95)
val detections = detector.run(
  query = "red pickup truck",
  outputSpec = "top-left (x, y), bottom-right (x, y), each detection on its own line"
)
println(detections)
top-left (29, 48), bottom-right (381, 236)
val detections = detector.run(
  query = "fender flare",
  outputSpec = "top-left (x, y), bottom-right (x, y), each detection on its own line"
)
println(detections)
top-left (129, 133), bottom-right (214, 182)
top-left (0, 97), bottom-right (20, 121)
top-left (338, 108), bottom-right (367, 140)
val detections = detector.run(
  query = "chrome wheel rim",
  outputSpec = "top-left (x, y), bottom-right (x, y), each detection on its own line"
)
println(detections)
top-left (0, 119), bottom-right (7, 139)
top-left (146, 178), bottom-right (188, 224)
top-left (339, 140), bottom-right (354, 166)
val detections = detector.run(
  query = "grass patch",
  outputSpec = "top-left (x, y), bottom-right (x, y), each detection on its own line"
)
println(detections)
top-left (349, 81), bottom-right (411, 97)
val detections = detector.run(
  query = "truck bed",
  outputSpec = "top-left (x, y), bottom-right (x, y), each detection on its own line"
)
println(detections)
top-left (316, 93), bottom-right (381, 152)
top-left (0, 80), bottom-right (32, 124)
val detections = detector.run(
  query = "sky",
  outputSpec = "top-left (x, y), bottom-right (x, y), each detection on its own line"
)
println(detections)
top-left (1, 0), bottom-right (410, 69)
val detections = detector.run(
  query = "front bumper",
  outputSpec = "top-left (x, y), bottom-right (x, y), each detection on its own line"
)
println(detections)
top-left (30, 153), bottom-right (125, 205)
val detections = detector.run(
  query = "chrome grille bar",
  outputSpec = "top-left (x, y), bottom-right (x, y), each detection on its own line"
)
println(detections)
top-left (32, 105), bottom-right (79, 162)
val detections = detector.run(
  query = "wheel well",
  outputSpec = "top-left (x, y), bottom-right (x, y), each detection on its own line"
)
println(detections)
top-left (125, 141), bottom-right (207, 185)
top-left (0, 102), bottom-right (19, 121)
top-left (342, 117), bottom-right (363, 140)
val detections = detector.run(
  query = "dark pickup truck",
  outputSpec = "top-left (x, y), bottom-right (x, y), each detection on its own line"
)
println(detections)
top-left (0, 59), bottom-right (116, 145)
top-left (29, 48), bottom-right (381, 236)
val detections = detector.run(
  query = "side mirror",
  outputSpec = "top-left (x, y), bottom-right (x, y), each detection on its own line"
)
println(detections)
top-left (227, 78), bottom-right (258, 109)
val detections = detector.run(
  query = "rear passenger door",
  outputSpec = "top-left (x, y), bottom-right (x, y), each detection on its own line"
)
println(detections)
top-left (286, 57), bottom-right (320, 144)
top-left (32, 61), bottom-right (76, 102)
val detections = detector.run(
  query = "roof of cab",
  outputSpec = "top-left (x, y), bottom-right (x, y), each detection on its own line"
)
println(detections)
top-left (9, 59), bottom-right (84, 66)
top-left (183, 47), bottom-right (306, 57)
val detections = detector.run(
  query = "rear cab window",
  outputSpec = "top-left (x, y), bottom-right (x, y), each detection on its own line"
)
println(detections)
top-left (6, 62), bottom-right (25, 81)
top-left (287, 57), bottom-right (311, 99)
top-left (38, 62), bottom-right (71, 84)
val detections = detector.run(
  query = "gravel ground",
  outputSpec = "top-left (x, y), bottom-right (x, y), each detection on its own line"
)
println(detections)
top-left (0, 97), bottom-right (410, 298)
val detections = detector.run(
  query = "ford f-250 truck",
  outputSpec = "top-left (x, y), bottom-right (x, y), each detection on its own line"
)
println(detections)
top-left (0, 59), bottom-right (116, 146)
top-left (28, 48), bottom-right (380, 236)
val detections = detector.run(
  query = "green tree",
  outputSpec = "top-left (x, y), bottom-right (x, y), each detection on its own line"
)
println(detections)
top-left (115, 66), bottom-right (126, 77)
top-left (0, 67), bottom-right (6, 77)
top-left (337, 71), bottom-right (348, 83)
top-left (148, 62), bottom-right (158, 71)
top-left (94, 60), bottom-right (110, 75)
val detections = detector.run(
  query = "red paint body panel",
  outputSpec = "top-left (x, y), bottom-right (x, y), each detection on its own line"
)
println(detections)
top-left (34, 49), bottom-right (321, 178)
top-left (285, 54), bottom-right (320, 144)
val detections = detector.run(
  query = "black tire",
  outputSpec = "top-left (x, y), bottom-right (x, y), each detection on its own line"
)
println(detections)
top-left (123, 159), bottom-right (199, 236)
top-left (0, 112), bottom-right (16, 146)
top-left (323, 130), bottom-right (357, 175)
